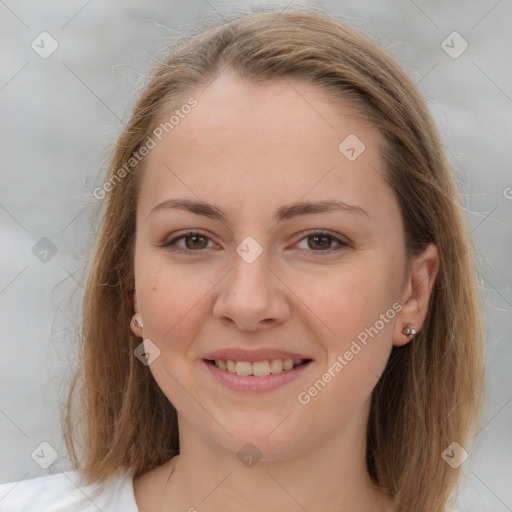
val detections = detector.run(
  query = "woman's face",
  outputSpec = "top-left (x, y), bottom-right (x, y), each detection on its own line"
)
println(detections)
top-left (132, 71), bottom-right (413, 459)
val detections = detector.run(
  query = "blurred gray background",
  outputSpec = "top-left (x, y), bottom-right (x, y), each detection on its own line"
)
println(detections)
top-left (1, 1), bottom-right (511, 510)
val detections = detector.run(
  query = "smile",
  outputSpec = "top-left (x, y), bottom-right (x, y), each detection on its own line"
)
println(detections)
top-left (203, 358), bottom-right (313, 392)
top-left (207, 358), bottom-right (307, 376)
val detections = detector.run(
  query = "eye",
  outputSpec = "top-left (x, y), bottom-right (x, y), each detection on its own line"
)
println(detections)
top-left (160, 229), bottom-right (349, 255)
top-left (161, 231), bottom-right (217, 253)
top-left (292, 230), bottom-right (349, 255)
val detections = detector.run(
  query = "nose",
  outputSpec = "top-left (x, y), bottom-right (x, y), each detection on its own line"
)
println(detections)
top-left (212, 249), bottom-right (291, 331)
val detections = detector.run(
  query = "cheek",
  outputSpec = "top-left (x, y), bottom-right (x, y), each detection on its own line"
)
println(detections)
top-left (297, 258), bottom-right (400, 402)
top-left (295, 305), bottom-right (396, 432)
top-left (297, 257), bottom-right (398, 344)
top-left (134, 256), bottom-right (213, 411)
top-left (135, 257), bottom-right (209, 353)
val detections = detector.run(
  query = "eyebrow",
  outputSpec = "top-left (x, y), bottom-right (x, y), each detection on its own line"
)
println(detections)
top-left (148, 198), bottom-right (369, 223)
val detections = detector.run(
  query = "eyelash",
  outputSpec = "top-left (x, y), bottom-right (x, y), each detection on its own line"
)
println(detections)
top-left (161, 230), bottom-right (349, 257)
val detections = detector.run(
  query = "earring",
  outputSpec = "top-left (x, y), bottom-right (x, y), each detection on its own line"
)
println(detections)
top-left (401, 323), bottom-right (416, 337)
top-left (131, 314), bottom-right (144, 329)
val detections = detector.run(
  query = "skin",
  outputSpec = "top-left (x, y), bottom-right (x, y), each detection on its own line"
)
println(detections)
top-left (130, 70), bottom-right (439, 512)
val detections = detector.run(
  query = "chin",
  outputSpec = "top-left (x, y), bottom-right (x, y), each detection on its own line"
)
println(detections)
top-left (205, 416), bottom-right (316, 461)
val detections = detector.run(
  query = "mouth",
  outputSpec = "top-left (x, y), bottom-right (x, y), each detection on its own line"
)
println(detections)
top-left (204, 358), bottom-right (311, 376)
top-left (202, 357), bottom-right (313, 392)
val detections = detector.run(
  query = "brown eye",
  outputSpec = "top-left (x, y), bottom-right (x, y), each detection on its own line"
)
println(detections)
top-left (307, 234), bottom-right (334, 250)
top-left (162, 231), bottom-right (216, 253)
top-left (294, 230), bottom-right (349, 255)
top-left (183, 234), bottom-right (209, 250)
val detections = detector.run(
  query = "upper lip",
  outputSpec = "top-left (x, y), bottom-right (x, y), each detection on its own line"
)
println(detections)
top-left (203, 348), bottom-right (312, 362)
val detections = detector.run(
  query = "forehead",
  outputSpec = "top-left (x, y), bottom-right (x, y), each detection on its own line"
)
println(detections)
top-left (137, 72), bottom-right (395, 223)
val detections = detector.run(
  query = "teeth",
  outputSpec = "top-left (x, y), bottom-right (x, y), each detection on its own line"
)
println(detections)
top-left (213, 358), bottom-right (304, 376)
top-left (235, 361), bottom-right (252, 376)
top-left (283, 359), bottom-right (294, 370)
top-left (269, 359), bottom-right (283, 373)
top-left (253, 361), bottom-right (270, 376)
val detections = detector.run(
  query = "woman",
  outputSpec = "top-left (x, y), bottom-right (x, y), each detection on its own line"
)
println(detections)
top-left (0, 7), bottom-right (485, 512)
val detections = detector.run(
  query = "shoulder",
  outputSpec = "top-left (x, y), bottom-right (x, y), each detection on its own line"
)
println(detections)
top-left (0, 468), bottom-right (139, 512)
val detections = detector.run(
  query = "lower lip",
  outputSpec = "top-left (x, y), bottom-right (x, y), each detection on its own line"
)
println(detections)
top-left (203, 360), bottom-right (313, 392)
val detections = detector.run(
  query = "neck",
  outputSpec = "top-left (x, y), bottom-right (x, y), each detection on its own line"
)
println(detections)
top-left (156, 402), bottom-right (392, 512)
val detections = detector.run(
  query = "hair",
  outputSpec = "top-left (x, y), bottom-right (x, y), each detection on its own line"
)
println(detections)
top-left (63, 7), bottom-right (486, 512)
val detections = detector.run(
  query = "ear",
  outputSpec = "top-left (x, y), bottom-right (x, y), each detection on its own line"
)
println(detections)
top-left (393, 243), bottom-right (439, 347)
top-left (130, 290), bottom-right (144, 337)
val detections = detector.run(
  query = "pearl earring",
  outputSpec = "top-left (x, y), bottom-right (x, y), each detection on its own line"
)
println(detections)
top-left (131, 314), bottom-right (144, 329)
top-left (401, 323), bottom-right (416, 337)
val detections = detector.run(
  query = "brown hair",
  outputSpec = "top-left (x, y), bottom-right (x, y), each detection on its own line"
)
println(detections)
top-left (63, 8), bottom-right (485, 512)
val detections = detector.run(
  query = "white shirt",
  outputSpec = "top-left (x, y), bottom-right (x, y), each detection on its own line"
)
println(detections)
top-left (0, 469), bottom-right (140, 511)
top-left (0, 470), bottom-right (465, 512)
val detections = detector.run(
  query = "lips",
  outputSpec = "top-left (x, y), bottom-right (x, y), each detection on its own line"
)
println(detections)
top-left (203, 357), bottom-right (313, 392)
top-left (201, 348), bottom-right (313, 390)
